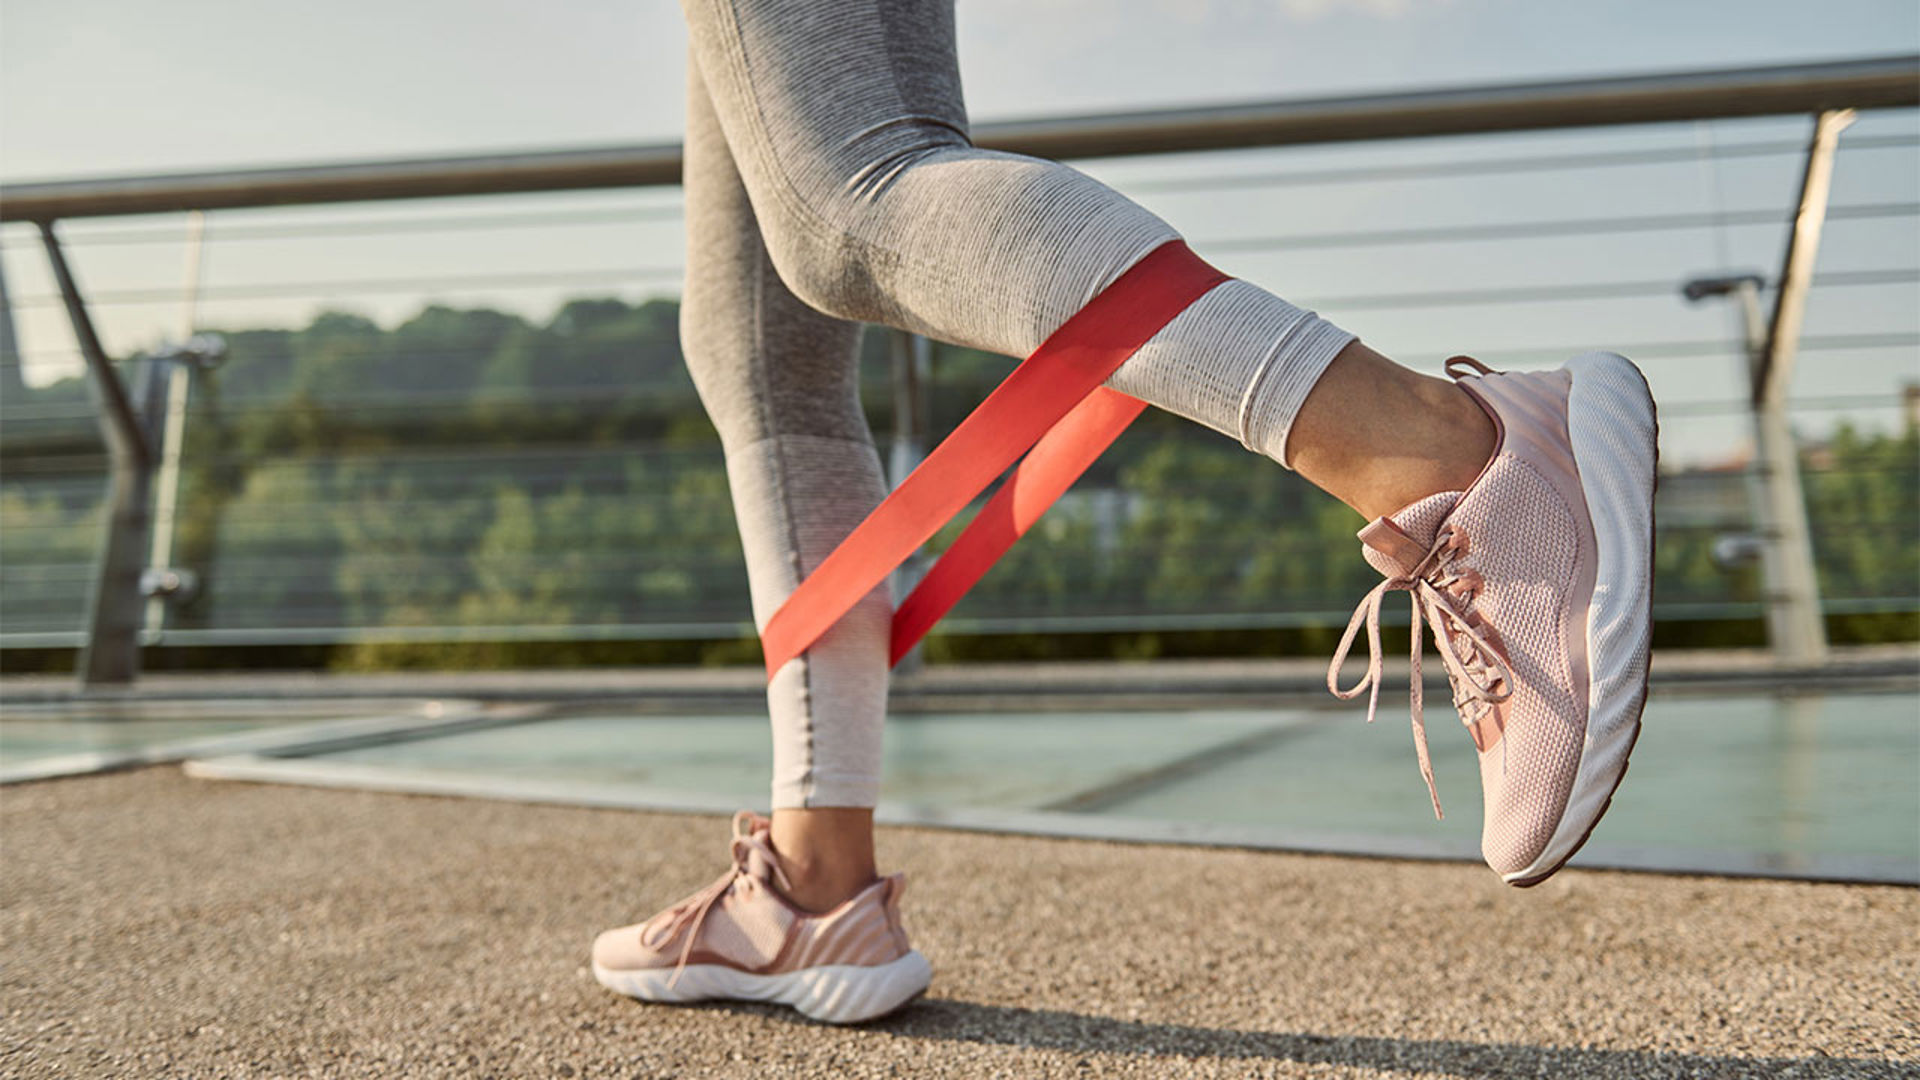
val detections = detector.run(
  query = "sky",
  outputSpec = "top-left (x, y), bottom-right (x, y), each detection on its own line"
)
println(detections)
top-left (3, 0), bottom-right (1915, 176)
top-left (2, 0), bottom-right (1916, 463)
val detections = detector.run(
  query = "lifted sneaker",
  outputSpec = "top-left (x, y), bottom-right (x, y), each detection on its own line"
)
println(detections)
top-left (1328, 351), bottom-right (1657, 886)
top-left (592, 812), bottom-right (931, 1024)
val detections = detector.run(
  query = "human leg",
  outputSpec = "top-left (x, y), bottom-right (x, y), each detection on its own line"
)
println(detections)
top-left (676, 54), bottom-right (891, 911)
top-left (590, 64), bottom-right (928, 1024)
top-left (676, 0), bottom-right (1655, 886)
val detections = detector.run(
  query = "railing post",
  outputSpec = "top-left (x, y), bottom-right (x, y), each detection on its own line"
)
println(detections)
top-left (144, 211), bottom-right (211, 638)
top-left (1749, 111), bottom-right (1851, 666)
top-left (0, 252), bottom-right (24, 406)
top-left (887, 328), bottom-right (932, 673)
top-left (38, 221), bottom-right (154, 687)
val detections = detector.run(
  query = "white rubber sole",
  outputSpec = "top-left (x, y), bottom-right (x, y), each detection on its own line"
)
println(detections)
top-left (593, 949), bottom-right (932, 1024)
top-left (1504, 350), bottom-right (1658, 886)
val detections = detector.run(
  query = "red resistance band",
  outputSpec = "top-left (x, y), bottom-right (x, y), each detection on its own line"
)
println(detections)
top-left (759, 240), bottom-right (1229, 679)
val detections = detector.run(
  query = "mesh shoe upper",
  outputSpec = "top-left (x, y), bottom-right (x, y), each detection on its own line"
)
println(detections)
top-left (1329, 359), bottom-right (1598, 877)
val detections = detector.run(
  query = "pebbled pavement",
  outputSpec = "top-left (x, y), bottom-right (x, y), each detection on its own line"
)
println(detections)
top-left (2, 767), bottom-right (1915, 1078)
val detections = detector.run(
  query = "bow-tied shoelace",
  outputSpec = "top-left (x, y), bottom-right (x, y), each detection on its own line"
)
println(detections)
top-left (640, 810), bottom-right (795, 989)
top-left (1326, 525), bottom-right (1514, 819)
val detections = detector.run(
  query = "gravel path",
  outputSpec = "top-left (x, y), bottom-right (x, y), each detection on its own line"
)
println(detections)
top-left (3, 767), bottom-right (1914, 1078)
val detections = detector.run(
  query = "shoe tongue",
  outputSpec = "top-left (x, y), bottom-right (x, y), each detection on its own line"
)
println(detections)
top-left (733, 819), bottom-right (792, 892)
top-left (1359, 490), bottom-right (1462, 577)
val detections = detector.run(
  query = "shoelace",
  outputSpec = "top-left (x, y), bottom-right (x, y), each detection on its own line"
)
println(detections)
top-left (1327, 525), bottom-right (1514, 819)
top-left (639, 810), bottom-right (794, 989)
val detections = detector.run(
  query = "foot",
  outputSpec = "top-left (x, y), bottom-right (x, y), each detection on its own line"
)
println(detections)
top-left (1326, 352), bottom-right (1658, 886)
top-left (591, 811), bottom-right (932, 1023)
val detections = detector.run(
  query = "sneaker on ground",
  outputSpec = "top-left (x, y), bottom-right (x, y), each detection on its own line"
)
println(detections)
top-left (591, 811), bottom-right (932, 1023)
top-left (1327, 351), bottom-right (1658, 886)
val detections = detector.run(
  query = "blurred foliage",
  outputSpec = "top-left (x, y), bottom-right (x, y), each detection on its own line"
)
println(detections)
top-left (2, 297), bottom-right (1915, 671)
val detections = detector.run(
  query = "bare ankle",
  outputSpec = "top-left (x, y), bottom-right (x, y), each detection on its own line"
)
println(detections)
top-left (1289, 342), bottom-right (1495, 521)
top-left (777, 862), bottom-right (876, 914)
top-left (769, 807), bottom-right (879, 913)
top-left (1417, 378), bottom-right (1497, 491)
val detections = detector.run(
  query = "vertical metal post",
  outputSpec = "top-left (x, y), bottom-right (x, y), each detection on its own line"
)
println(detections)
top-left (0, 249), bottom-right (20, 388)
top-left (39, 221), bottom-right (154, 686)
top-left (0, 250), bottom-right (24, 404)
top-left (887, 328), bottom-right (932, 673)
top-left (1749, 111), bottom-right (1851, 665)
top-left (144, 211), bottom-right (208, 637)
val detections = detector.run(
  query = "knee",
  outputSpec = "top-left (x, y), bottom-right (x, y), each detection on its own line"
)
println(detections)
top-left (679, 248), bottom-right (871, 451)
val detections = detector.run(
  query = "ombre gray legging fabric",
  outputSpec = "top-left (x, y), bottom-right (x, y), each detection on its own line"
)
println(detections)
top-left (678, 0), bottom-right (1356, 808)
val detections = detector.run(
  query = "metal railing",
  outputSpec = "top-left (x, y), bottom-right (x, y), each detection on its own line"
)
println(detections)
top-left (2, 55), bottom-right (1916, 685)
top-left (4, 55), bottom-right (1914, 221)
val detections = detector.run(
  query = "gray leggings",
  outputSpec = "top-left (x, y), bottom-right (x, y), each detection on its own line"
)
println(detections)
top-left (679, 0), bottom-right (1354, 808)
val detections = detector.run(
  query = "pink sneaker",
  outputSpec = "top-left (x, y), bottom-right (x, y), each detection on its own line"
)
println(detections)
top-left (1328, 351), bottom-right (1658, 886)
top-left (591, 812), bottom-right (931, 1023)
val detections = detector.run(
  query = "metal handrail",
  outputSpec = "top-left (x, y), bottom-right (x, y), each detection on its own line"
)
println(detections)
top-left (4, 54), bottom-right (1917, 678)
top-left (3, 55), bottom-right (1914, 222)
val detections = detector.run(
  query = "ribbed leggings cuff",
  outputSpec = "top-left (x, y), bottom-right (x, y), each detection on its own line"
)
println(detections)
top-left (771, 774), bottom-right (882, 810)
